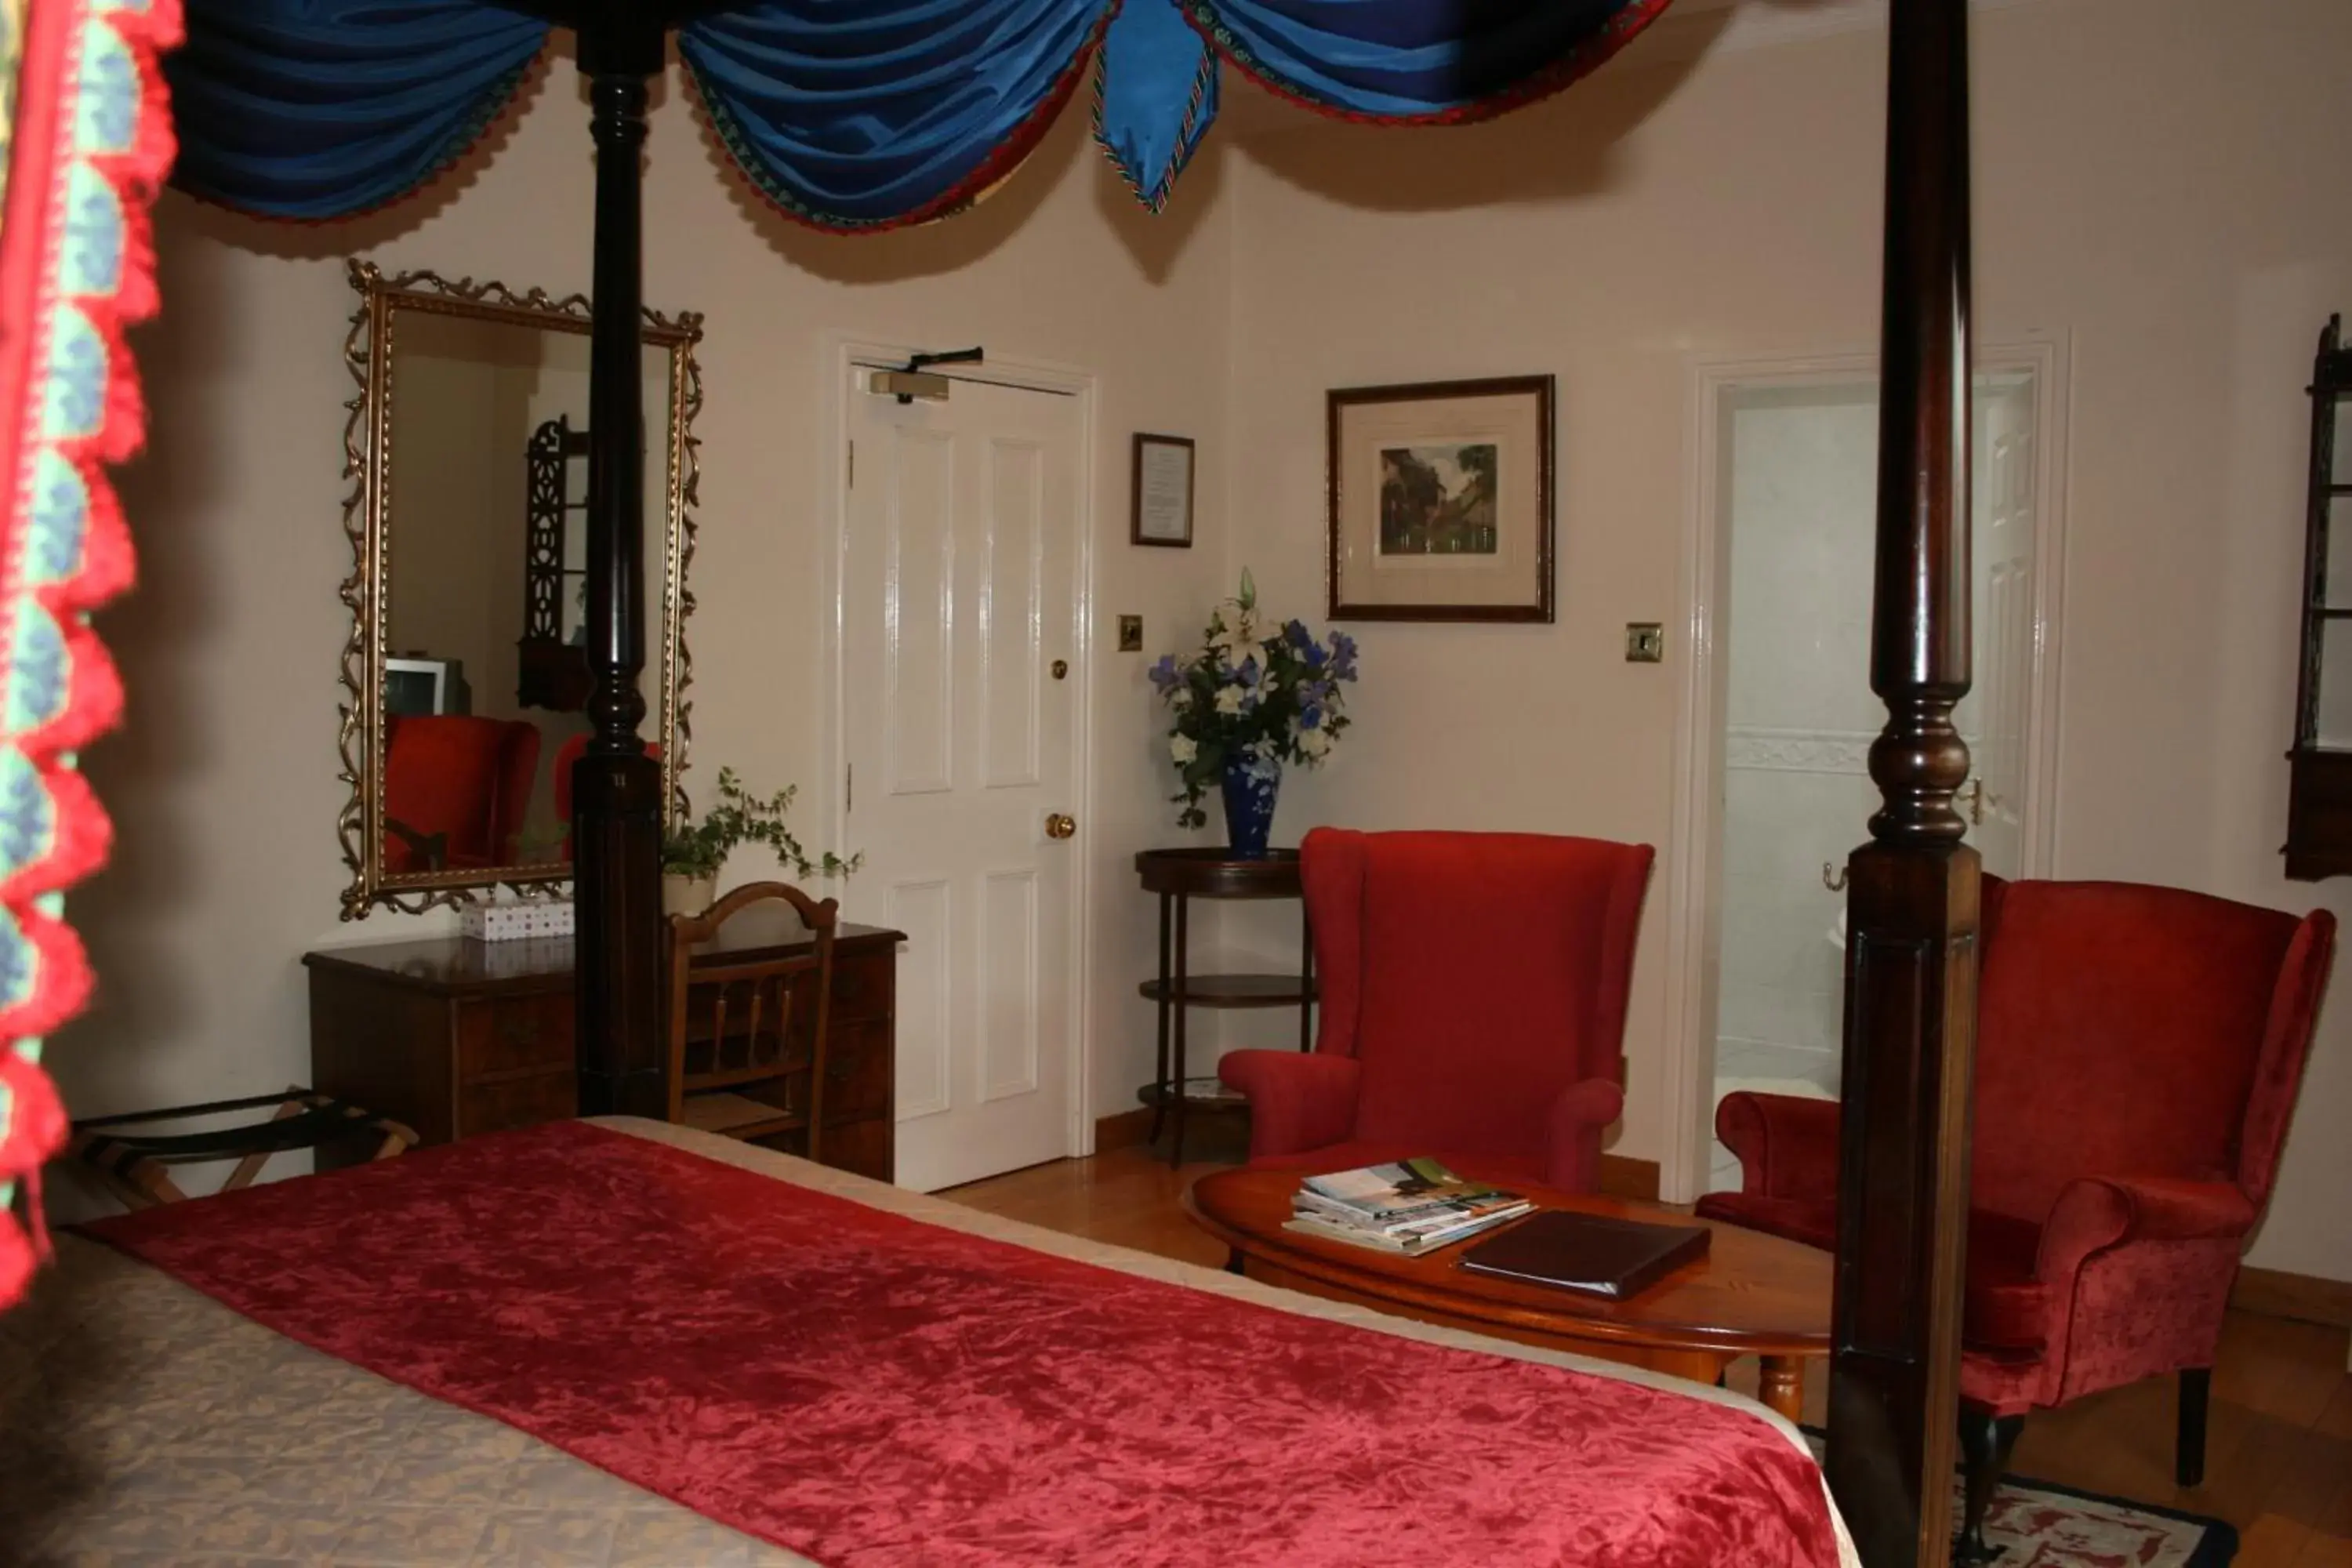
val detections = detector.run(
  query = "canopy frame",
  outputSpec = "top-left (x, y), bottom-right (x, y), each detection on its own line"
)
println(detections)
top-left (508, 3), bottom-right (1982, 1561)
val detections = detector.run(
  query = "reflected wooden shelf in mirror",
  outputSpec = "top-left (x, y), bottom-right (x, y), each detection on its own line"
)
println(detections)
top-left (517, 416), bottom-right (593, 712)
top-left (336, 260), bottom-right (704, 918)
top-left (2286, 314), bottom-right (2352, 879)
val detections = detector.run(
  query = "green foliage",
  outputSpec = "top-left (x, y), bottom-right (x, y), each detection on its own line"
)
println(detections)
top-left (659, 767), bottom-right (861, 882)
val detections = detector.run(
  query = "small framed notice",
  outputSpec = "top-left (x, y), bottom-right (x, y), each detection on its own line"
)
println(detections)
top-left (1131, 433), bottom-right (1195, 548)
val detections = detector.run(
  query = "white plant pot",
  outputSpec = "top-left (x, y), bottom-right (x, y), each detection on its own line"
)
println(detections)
top-left (662, 873), bottom-right (717, 919)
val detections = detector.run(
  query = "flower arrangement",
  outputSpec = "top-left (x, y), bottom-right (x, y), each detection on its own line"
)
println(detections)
top-left (1149, 571), bottom-right (1359, 831)
top-left (660, 767), bottom-right (859, 881)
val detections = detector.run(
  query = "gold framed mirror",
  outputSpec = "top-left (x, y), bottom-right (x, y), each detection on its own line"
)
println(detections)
top-left (336, 260), bottom-right (702, 917)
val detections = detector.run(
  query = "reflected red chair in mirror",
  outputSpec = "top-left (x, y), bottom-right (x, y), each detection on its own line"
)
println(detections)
top-left (1697, 876), bottom-right (2335, 1560)
top-left (380, 716), bottom-right (541, 873)
top-left (1217, 828), bottom-right (1655, 1195)
top-left (552, 731), bottom-right (662, 863)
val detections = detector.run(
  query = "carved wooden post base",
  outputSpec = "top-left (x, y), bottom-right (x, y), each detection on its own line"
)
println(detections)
top-left (1828, 842), bottom-right (1980, 1567)
top-left (573, 748), bottom-right (666, 1119)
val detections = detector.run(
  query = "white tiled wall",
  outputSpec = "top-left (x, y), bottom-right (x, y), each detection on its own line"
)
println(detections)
top-left (1708, 388), bottom-right (1882, 1190)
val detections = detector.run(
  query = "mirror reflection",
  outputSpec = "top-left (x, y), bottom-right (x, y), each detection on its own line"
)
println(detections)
top-left (342, 265), bottom-right (698, 916)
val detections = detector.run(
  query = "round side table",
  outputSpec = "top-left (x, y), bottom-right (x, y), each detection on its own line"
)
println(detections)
top-left (1134, 848), bottom-right (1316, 1167)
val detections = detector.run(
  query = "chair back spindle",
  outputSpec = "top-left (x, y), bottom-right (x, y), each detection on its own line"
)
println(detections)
top-left (664, 882), bottom-right (840, 1160)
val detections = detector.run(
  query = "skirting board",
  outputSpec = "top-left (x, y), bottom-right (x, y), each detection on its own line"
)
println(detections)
top-left (1091, 1109), bottom-right (1664, 1202)
top-left (2233, 1265), bottom-right (2352, 1330)
top-left (1094, 1108), bottom-right (1155, 1153)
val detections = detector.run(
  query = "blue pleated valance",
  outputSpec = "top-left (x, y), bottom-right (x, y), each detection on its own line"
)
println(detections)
top-left (167, 0), bottom-right (1672, 230)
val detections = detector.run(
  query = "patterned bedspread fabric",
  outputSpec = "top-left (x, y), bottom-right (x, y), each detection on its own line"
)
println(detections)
top-left (0, 0), bottom-right (179, 1315)
top-left (10, 1120), bottom-right (1859, 1567)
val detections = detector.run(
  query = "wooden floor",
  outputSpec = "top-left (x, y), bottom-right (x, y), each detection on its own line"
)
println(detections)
top-left (948, 1135), bottom-right (2352, 1568)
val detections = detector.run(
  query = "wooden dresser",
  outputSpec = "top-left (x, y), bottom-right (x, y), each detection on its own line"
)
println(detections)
top-left (303, 920), bottom-right (904, 1183)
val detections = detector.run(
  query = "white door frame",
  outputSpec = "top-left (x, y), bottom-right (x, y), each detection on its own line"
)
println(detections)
top-left (1656, 337), bottom-right (2071, 1203)
top-left (821, 333), bottom-right (1101, 1168)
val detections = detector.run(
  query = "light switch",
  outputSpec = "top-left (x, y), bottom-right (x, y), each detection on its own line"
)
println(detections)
top-left (1625, 622), bottom-right (1664, 663)
top-left (1118, 615), bottom-right (1144, 652)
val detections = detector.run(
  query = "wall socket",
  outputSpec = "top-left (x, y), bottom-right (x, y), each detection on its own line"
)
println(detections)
top-left (1117, 615), bottom-right (1144, 652)
top-left (1624, 622), bottom-right (1665, 663)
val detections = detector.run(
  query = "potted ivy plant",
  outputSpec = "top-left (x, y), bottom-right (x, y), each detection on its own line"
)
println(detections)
top-left (659, 767), bottom-right (858, 915)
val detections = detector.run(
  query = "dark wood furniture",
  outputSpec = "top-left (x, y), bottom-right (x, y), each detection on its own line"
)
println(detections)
top-left (1185, 1165), bottom-right (1831, 1423)
top-left (1134, 848), bottom-right (1314, 1167)
top-left (517, 413), bottom-right (593, 712)
top-left (304, 919), bottom-right (902, 1182)
top-left (2286, 315), bottom-right (2352, 879)
top-left (666, 883), bottom-right (838, 1152)
top-left (512, 3), bottom-right (1975, 1559)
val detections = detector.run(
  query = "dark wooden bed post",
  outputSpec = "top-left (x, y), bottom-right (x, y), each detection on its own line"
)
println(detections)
top-left (568, 1), bottom-right (671, 1120)
top-left (1826, 0), bottom-right (1979, 1564)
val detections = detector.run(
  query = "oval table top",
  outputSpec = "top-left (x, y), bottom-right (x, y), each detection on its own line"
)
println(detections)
top-left (1185, 1163), bottom-right (1831, 1359)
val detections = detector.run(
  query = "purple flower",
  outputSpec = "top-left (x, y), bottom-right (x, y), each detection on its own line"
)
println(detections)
top-left (1300, 704), bottom-right (1323, 731)
top-left (1149, 655), bottom-right (1181, 693)
top-left (1285, 619), bottom-right (1312, 649)
top-left (1328, 631), bottom-right (1359, 681)
top-left (1236, 655), bottom-right (1260, 688)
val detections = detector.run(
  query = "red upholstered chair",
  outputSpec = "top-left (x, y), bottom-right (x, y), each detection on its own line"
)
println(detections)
top-left (380, 715), bottom-right (540, 873)
top-left (1217, 828), bottom-right (1655, 1194)
top-left (1697, 877), bottom-right (2335, 1555)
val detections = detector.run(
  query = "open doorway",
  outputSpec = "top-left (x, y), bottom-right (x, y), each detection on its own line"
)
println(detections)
top-left (1663, 347), bottom-right (2067, 1201)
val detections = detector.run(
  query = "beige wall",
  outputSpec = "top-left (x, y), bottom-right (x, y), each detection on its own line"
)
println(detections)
top-left (60, 66), bottom-right (1237, 1149)
top-left (1214, 0), bottom-right (2352, 1279)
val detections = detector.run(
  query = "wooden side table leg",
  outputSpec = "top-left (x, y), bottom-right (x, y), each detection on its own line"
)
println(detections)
top-left (1150, 892), bottom-right (1173, 1143)
top-left (1758, 1356), bottom-right (1806, 1424)
top-left (1170, 893), bottom-right (1190, 1167)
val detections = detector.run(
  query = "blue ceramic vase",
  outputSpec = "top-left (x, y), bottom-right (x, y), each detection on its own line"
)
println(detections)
top-left (1220, 753), bottom-right (1281, 859)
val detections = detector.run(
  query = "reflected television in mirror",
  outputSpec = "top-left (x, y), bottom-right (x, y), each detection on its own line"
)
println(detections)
top-left (383, 655), bottom-right (469, 717)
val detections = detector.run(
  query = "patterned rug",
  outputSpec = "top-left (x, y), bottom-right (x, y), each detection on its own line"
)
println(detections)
top-left (1802, 1433), bottom-right (2237, 1566)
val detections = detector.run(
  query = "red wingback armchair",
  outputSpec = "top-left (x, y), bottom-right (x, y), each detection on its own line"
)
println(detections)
top-left (381, 715), bottom-right (541, 873)
top-left (1697, 876), bottom-right (2334, 1553)
top-left (1217, 828), bottom-right (1655, 1194)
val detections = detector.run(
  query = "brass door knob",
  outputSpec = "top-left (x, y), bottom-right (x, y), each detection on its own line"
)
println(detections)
top-left (1044, 813), bottom-right (1077, 840)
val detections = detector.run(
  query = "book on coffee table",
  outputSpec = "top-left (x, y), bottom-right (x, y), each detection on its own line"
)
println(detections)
top-left (1459, 1210), bottom-right (1712, 1299)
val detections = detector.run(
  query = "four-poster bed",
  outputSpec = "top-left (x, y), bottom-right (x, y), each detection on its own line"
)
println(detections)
top-left (0, 0), bottom-right (1994, 1563)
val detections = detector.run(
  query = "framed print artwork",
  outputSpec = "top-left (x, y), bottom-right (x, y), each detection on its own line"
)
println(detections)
top-left (1131, 433), bottom-right (1195, 547)
top-left (1326, 375), bottom-right (1555, 622)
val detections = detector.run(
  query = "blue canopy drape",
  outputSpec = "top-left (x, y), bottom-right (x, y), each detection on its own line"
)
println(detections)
top-left (167, 0), bottom-right (1672, 229)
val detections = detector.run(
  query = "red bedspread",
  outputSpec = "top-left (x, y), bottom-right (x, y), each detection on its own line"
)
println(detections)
top-left (86, 1122), bottom-right (1839, 1568)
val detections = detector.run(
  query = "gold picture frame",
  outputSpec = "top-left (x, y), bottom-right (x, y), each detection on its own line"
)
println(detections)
top-left (336, 260), bottom-right (703, 917)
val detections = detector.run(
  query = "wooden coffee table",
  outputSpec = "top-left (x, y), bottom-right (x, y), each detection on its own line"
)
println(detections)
top-left (1184, 1166), bottom-right (1831, 1421)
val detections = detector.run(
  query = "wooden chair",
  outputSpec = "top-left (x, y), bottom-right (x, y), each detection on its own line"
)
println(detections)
top-left (665, 881), bottom-right (839, 1156)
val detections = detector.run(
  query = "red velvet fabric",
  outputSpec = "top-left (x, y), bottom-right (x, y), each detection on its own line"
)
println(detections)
top-left (1700, 877), bottom-right (2336, 1418)
top-left (381, 715), bottom-right (540, 872)
top-left (85, 1123), bottom-right (1840, 1568)
top-left (1221, 829), bottom-right (1654, 1193)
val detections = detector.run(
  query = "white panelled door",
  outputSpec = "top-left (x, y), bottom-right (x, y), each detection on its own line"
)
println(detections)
top-left (1958, 376), bottom-right (2038, 879)
top-left (844, 370), bottom-right (1082, 1192)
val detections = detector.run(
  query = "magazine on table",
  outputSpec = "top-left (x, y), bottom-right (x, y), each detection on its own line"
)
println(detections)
top-left (1283, 1203), bottom-right (1531, 1256)
top-left (1290, 1156), bottom-right (1533, 1251)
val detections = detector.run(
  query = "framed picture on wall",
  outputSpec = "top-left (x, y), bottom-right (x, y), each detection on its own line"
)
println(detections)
top-left (1131, 433), bottom-right (1195, 547)
top-left (1327, 376), bottom-right (1555, 622)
